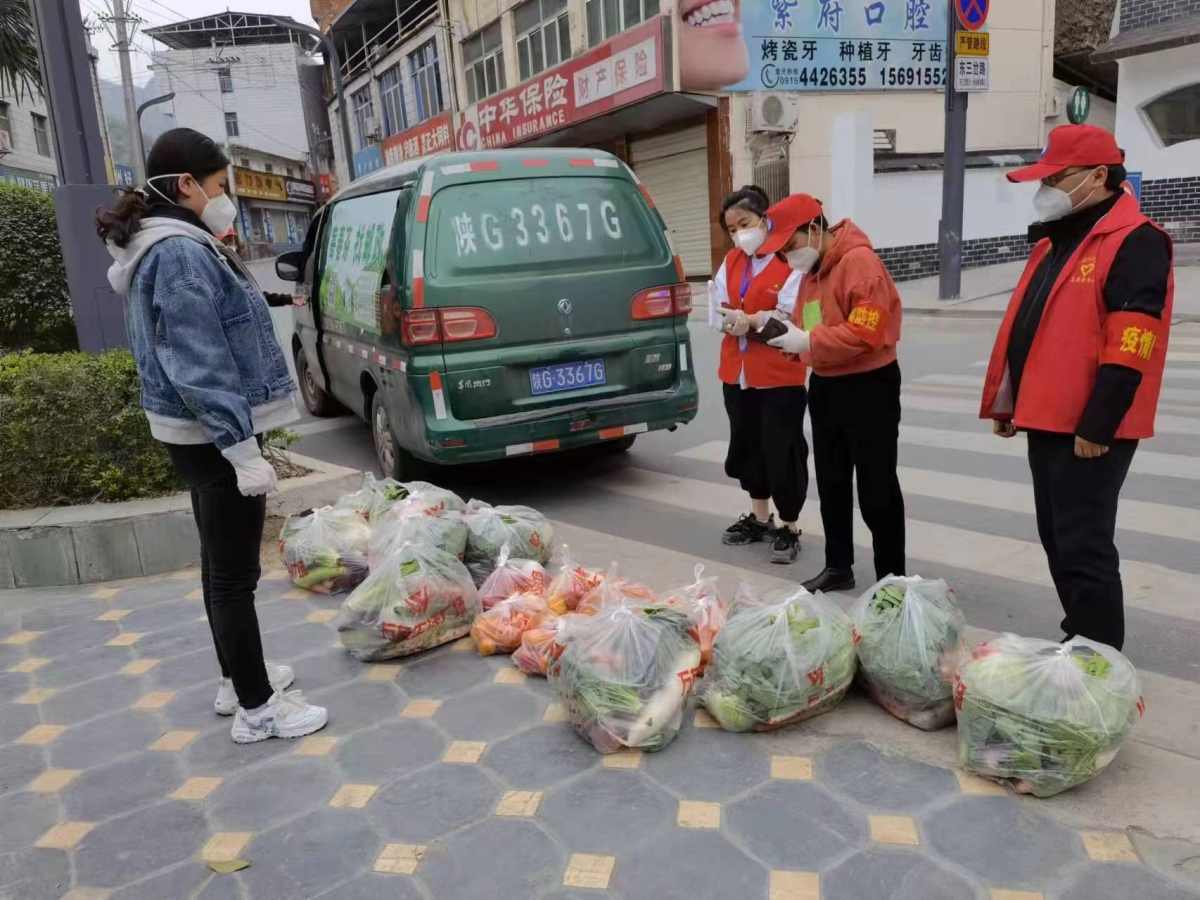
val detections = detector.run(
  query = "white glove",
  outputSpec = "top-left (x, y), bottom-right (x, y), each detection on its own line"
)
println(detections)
top-left (706, 280), bottom-right (722, 330)
top-left (222, 438), bottom-right (278, 497)
top-left (768, 320), bottom-right (812, 354)
top-left (717, 307), bottom-right (752, 337)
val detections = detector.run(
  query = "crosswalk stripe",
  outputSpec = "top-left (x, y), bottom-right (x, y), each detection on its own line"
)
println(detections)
top-left (901, 393), bottom-right (1200, 436)
top-left (1168, 351), bottom-right (1200, 363)
top-left (592, 467), bottom-right (1200, 624)
top-left (913, 373), bottom-right (1200, 404)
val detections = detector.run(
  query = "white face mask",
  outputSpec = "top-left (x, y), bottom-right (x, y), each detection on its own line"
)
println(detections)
top-left (734, 225), bottom-right (765, 255)
top-left (148, 173), bottom-right (238, 237)
top-left (784, 228), bottom-right (820, 273)
top-left (1032, 168), bottom-right (1099, 223)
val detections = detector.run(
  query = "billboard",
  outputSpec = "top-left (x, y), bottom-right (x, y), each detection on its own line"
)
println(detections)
top-left (232, 166), bottom-right (288, 202)
top-left (382, 112), bottom-right (455, 166)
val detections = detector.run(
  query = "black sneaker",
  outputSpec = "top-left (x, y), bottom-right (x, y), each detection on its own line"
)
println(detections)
top-left (801, 567), bottom-right (856, 593)
top-left (769, 527), bottom-right (801, 564)
top-left (722, 513), bottom-right (774, 546)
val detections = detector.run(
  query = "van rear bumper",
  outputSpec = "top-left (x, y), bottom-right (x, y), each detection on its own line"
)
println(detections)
top-left (415, 380), bottom-right (700, 465)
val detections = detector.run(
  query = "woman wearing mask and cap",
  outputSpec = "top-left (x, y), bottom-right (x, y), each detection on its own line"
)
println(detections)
top-left (96, 128), bottom-right (328, 745)
top-left (711, 185), bottom-right (809, 564)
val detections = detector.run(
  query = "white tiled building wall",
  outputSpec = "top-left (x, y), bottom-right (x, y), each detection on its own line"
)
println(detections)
top-left (0, 89), bottom-right (58, 181)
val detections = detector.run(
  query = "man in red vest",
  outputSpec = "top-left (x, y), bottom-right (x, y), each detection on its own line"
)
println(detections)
top-left (980, 125), bottom-right (1174, 651)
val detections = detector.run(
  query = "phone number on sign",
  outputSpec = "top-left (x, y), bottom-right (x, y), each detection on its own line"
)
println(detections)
top-left (762, 64), bottom-right (946, 90)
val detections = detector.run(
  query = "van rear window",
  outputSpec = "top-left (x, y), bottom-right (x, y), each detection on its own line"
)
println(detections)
top-left (426, 177), bottom-right (668, 278)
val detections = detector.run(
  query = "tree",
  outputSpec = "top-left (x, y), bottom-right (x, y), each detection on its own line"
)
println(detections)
top-left (0, 0), bottom-right (43, 101)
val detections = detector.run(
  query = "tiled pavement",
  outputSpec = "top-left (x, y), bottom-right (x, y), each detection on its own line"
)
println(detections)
top-left (1, 571), bottom-right (1197, 900)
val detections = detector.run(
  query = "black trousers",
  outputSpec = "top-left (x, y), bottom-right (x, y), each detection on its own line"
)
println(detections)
top-left (1026, 430), bottom-right (1137, 651)
top-left (722, 382), bottom-right (810, 524)
top-left (808, 361), bottom-right (905, 579)
top-left (166, 441), bottom-right (273, 710)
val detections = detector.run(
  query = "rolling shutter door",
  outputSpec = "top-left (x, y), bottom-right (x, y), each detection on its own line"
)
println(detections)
top-left (630, 124), bottom-right (711, 278)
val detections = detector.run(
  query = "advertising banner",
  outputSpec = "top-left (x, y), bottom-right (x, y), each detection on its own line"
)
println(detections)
top-left (317, 173), bottom-right (338, 202)
top-left (454, 17), bottom-right (667, 151)
top-left (233, 166), bottom-right (287, 201)
top-left (317, 188), bottom-right (401, 335)
top-left (285, 177), bottom-right (317, 204)
top-left (382, 112), bottom-right (455, 166)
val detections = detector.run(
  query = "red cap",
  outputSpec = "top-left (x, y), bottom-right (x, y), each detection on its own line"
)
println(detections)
top-left (1006, 125), bottom-right (1124, 183)
top-left (759, 194), bottom-right (825, 256)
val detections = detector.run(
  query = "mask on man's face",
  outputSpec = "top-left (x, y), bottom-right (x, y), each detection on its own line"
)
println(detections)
top-left (1032, 168), bottom-right (1100, 223)
top-left (784, 227), bottom-right (820, 273)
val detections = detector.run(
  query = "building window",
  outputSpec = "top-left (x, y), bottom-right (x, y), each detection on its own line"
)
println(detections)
top-left (264, 163), bottom-right (273, 173)
top-left (516, 0), bottom-right (570, 81)
top-left (1142, 84), bottom-right (1200, 148)
top-left (377, 65), bottom-right (408, 137)
top-left (31, 113), bottom-right (50, 156)
top-left (225, 112), bottom-right (239, 138)
top-left (239, 157), bottom-right (250, 167)
top-left (0, 102), bottom-right (11, 149)
top-left (409, 39), bottom-right (444, 122)
top-left (586, 0), bottom-right (658, 47)
top-left (286, 165), bottom-right (294, 177)
top-left (463, 21), bottom-right (505, 104)
top-left (350, 85), bottom-right (376, 149)
top-left (218, 66), bottom-right (234, 93)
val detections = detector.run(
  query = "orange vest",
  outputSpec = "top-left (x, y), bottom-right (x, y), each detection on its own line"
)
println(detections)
top-left (980, 193), bottom-right (1173, 440)
top-left (717, 250), bottom-right (808, 388)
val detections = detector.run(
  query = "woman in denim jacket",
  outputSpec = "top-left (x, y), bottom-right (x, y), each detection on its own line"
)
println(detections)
top-left (97, 128), bottom-right (327, 744)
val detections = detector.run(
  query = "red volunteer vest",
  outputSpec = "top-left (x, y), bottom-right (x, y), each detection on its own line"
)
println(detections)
top-left (717, 250), bottom-right (808, 388)
top-left (980, 193), bottom-right (1173, 440)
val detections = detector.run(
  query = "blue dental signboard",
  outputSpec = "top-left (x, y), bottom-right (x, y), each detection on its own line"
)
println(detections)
top-left (730, 0), bottom-right (949, 91)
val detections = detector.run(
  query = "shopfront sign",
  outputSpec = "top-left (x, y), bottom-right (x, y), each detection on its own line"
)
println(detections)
top-left (285, 177), bottom-right (317, 204)
top-left (382, 112), bottom-right (454, 166)
top-left (354, 145), bottom-right (384, 178)
top-left (232, 166), bottom-right (287, 202)
top-left (454, 17), bottom-right (666, 151)
top-left (0, 166), bottom-right (58, 194)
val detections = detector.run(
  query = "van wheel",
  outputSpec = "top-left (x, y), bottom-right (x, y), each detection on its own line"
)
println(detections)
top-left (296, 347), bottom-right (340, 417)
top-left (371, 393), bottom-right (426, 480)
top-left (607, 435), bottom-right (637, 452)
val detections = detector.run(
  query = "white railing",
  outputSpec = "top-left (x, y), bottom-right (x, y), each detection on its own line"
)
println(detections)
top-left (337, 0), bottom-right (440, 83)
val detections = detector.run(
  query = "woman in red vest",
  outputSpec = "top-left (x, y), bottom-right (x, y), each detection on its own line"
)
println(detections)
top-left (980, 124), bottom-right (1174, 651)
top-left (712, 185), bottom-right (809, 564)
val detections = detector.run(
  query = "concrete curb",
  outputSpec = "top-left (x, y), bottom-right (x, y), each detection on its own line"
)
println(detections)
top-left (0, 453), bottom-right (362, 590)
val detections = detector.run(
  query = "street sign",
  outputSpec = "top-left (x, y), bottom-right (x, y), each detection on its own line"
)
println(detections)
top-left (955, 31), bottom-right (990, 56)
top-left (954, 56), bottom-right (989, 92)
top-left (1068, 86), bottom-right (1092, 124)
top-left (1125, 171), bottom-right (1143, 202)
top-left (956, 0), bottom-right (989, 31)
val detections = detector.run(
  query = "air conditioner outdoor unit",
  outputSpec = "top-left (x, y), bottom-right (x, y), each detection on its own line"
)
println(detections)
top-left (750, 92), bottom-right (799, 133)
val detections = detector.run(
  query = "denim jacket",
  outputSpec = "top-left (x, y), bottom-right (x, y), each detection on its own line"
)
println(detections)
top-left (107, 214), bottom-right (297, 451)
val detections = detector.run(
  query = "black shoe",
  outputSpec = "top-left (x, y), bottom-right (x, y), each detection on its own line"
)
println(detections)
top-left (722, 513), bottom-right (774, 546)
top-left (769, 527), bottom-right (801, 565)
top-left (802, 567), bottom-right (856, 593)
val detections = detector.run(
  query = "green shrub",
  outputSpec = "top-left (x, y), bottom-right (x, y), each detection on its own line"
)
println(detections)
top-left (0, 350), bottom-right (182, 508)
top-left (0, 183), bottom-right (77, 352)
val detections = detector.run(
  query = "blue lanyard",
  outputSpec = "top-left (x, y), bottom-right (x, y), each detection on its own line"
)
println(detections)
top-left (739, 260), bottom-right (755, 305)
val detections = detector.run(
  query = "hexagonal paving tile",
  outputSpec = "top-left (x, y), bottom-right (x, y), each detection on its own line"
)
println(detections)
top-left (117, 599), bottom-right (204, 635)
top-left (0, 847), bottom-right (73, 900)
top-left (262, 622), bottom-right (344, 661)
top-left (34, 619), bottom-right (120, 657)
top-left (1059, 863), bottom-right (1200, 900)
top-left (725, 780), bottom-right (868, 870)
top-left (822, 846), bottom-right (981, 900)
top-left (434, 684), bottom-right (545, 740)
top-left (0, 790), bottom-right (60, 848)
top-left (185, 724), bottom-right (297, 777)
top-left (0, 702), bottom-right (41, 744)
top-left (20, 599), bottom-right (100, 633)
top-left (209, 756), bottom-right (341, 831)
top-left (334, 719), bottom-right (446, 784)
top-left (35, 645), bottom-right (133, 688)
top-left (50, 710), bottom-right (166, 770)
top-left (923, 796), bottom-right (1084, 889)
top-left (252, 599), bottom-right (315, 633)
top-left (0, 742), bottom-right (46, 796)
top-left (40, 674), bottom-right (147, 726)
top-left (157, 683), bottom-right (228, 732)
top-left (306, 681), bottom-right (405, 735)
top-left (610, 828), bottom-right (768, 898)
top-left (396, 650), bottom-right (494, 700)
top-left (369, 763), bottom-right (502, 843)
top-left (312, 873), bottom-right (425, 899)
top-left (62, 751), bottom-right (186, 822)
top-left (238, 807), bottom-right (381, 900)
top-left (194, 871), bottom-right (249, 900)
top-left (287, 648), bottom-right (367, 692)
top-left (539, 769), bottom-right (677, 855)
top-left (73, 800), bottom-right (210, 888)
top-left (817, 740), bottom-right (959, 813)
top-left (134, 620), bottom-right (216, 660)
top-left (485, 723), bottom-right (598, 790)
top-left (642, 725), bottom-right (772, 802)
top-left (109, 861), bottom-right (216, 900)
top-left (419, 818), bottom-right (567, 898)
top-left (0, 669), bottom-right (32, 698)
top-left (147, 647), bottom-right (223, 692)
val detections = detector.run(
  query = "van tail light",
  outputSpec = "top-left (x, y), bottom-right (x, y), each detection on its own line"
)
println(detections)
top-left (632, 284), bottom-right (693, 320)
top-left (401, 308), bottom-right (497, 345)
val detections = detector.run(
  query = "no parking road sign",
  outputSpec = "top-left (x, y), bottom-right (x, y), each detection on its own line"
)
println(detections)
top-left (956, 0), bottom-right (989, 31)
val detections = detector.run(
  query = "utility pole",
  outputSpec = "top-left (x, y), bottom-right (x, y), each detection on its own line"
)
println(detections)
top-left (937, 0), bottom-right (967, 300)
top-left (102, 0), bottom-right (145, 185)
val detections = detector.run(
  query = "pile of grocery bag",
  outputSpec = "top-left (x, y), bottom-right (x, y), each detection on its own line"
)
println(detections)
top-left (281, 475), bottom-right (1145, 797)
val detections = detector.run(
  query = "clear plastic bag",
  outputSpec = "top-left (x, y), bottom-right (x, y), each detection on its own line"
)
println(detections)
top-left (850, 575), bottom-right (967, 731)
top-left (335, 473), bottom-right (411, 523)
top-left (388, 482), bottom-right (466, 520)
top-left (549, 600), bottom-right (701, 754)
top-left (337, 541), bottom-right (480, 661)
top-left (471, 592), bottom-right (552, 656)
top-left (278, 506), bottom-right (372, 595)
top-left (953, 634), bottom-right (1143, 797)
top-left (575, 564), bottom-right (655, 616)
top-left (464, 502), bottom-right (555, 572)
top-left (478, 544), bottom-right (549, 611)
top-left (511, 613), bottom-right (568, 677)
top-left (546, 544), bottom-right (606, 612)
top-left (699, 585), bottom-right (857, 732)
top-left (661, 565), bottom-right (728, 673)
top-left (369, 508), bottom-right (469, 567)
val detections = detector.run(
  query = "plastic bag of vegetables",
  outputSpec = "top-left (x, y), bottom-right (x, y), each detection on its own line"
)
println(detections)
top-left (850, 575), bottom-right (967, 731)
top-left (479, 545), bottom-right (549, 611)
top-left (576, 565), bottom-right (655, 616)
top-left (337, 541), bottom-right (480, 661)
top-left (278, 506), bottom-right (372, 594)
top-left (465, 502), bottom-right (555, 573)
top-left (512, 613), bottom-right (568, 677)
top-left (549, 601), bottom-right (701, 754)
top-left (546, 545), bottom-right (605, 612)
top-left (699, 586), bottom-right (856, 732)
top-left (662, 565), bottom-right (728, 673)
top-left (389, 482), bottom-right (465, 520)
top-left (335, 474), bottom-right (411, 523)
top-left (953, 634), bottom-right (1143, 797)
top-left (369, 508), bottom-right (469, 567)
top-left (471, 592), bottom-right (551, 656)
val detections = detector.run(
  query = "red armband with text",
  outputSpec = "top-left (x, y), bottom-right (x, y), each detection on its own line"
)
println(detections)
top-left (845, 302), bottom-right (888, 348)
top-left (1101, 311), bottom-right (1163, 372)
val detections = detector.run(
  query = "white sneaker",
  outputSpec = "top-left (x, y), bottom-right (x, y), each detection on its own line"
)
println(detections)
top-left (230, 690), bottom-right (328, 744)
top-left (214, 662), bottom-right (295, 716)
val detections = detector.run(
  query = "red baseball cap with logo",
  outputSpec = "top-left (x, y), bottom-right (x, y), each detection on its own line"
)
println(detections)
top-left (1006, 124), bottom-right (1124, 183)
top-left (759, 193), bottom-right (825, 256)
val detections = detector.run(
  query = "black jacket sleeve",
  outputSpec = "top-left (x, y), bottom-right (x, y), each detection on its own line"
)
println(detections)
top-left (263, 292), bottom-right (294, 308)
top-left (1075, 223), bottom-right (1171, 444)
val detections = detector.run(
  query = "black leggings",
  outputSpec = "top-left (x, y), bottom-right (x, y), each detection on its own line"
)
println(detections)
top-left (722, 382), bottom-right (810, 523)
top-left (166, 441), bottom-right (273, 710)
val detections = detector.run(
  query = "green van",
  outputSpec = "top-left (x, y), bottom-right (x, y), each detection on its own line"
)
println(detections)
top-left (276, 148), bottom-right (699, 478)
